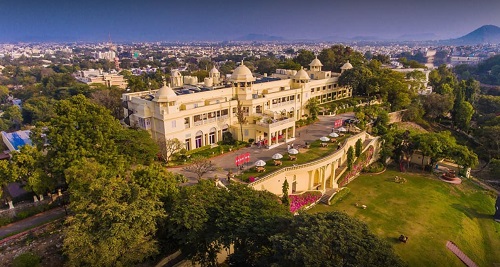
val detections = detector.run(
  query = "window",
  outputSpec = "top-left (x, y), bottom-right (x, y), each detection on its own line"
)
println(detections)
top-left (171, 120), bottom-right (176, 128)
top-left (244, 129), bottom-right (249, 136)
top-left (185, 139), bottom-right (190, 150)
top-left (311, 88), bottom-right (314, 93)
top-left (222, 109), bottom-right (229, 116)
top-left (290, 95), bottom-right (295, 100)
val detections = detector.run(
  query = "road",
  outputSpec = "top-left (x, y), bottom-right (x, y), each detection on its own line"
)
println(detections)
top-left (0, 207), bottom-right (66, 240)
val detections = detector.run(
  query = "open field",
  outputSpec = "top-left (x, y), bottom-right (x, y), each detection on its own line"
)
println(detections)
top-left (309, 169), bottom-right (500, 267)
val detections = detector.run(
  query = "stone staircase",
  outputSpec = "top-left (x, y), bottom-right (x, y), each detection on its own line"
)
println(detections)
top-left (320, 188), bottom-right (338, 205)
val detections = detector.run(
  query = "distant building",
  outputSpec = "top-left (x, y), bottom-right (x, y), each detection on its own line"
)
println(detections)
top-left (122, 58), bottom-right (353, 151)
top-left (450, 56), bottom-right (481, 66)
top-left (75, 69), bottom-right (127, 89)
top-left (392, 68), bottom-right (433, 95)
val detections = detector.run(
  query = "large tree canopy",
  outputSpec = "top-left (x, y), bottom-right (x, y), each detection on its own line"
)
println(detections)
top-left (269, 212), bottom-right (405, 267)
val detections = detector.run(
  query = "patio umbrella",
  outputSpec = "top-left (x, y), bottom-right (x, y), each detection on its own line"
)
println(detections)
top-left (329, 132), bottom-right (339, 138)
top-left (288, 148), bottom-right (299, 155)
top-left (272, 153), bottom-right (283, 159)
top-left (254, 160), bottom-right (267, 166)
top-left (337, 126), bottom-right (348, 132)
top-left (319, 136), bottom-right (330, 142)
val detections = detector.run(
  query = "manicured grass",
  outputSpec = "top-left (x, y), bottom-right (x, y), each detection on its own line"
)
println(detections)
top-left (308, 169), bottom-right (500, 267)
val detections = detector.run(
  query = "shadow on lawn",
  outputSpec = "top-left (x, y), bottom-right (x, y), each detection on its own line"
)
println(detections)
top-left (451, 203), bottom-right (492, 220)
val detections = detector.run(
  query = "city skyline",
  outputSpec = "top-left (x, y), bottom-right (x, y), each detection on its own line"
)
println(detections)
top-left (1, 0), bottom-right (500, 42)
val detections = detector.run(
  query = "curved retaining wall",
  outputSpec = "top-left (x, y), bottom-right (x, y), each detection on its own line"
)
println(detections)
top-left (249, 131), bottom-right (380, 195)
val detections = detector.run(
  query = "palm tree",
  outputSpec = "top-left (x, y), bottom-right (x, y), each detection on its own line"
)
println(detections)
top-left (306, 98), bottom-right (320, 120)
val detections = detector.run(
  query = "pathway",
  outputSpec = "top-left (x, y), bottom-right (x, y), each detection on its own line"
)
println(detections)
top-left (170, 113), bottom-right (356, 184)
top-left (0, 207), bottom-right (66, 240)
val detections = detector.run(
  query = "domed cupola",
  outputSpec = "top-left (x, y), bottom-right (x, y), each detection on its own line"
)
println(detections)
top-left (341, 60), bottom-right (353, 73)
top-left (154, 81), bottom-right (178, 102)
top-left (309, 56), bottom-right (323, 71)
top-left (294, 67), bottom-right (310, 83)
top-left (230, 61), bottom-right (255, 82)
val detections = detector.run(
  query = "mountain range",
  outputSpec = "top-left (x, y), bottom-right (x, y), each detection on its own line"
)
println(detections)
top-left (231, 25), bottom-right (500, 44)
top-left (446, 25), bottom-right (500, 44)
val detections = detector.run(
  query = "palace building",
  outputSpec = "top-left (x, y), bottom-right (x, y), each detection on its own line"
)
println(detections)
top-left (122, 58), bottom-right (353, 151)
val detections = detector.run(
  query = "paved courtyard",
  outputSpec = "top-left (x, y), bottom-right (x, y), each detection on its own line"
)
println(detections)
top-left (170, 113), bottom-right (356, 184)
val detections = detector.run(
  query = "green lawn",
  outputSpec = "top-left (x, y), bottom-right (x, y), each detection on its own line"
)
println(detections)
top-left (308, 169), bottom-right (500, 267)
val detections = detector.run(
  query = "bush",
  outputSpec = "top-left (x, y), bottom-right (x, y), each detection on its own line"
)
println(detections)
top-left (0, 216), bottom-right (13, 227)
top-left (329, 188), bottom-right (350, 205)
top-left (12, 252), bottom-right (41, 267)
top-left (364, 162), bottom-right (385, 173)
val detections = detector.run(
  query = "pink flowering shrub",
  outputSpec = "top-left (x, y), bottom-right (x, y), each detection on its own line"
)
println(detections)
top-left (339, 145), bottom-right (374, 187)
top-left (249, 177), bottom-right (255, 182)
top-left (289, 191), bottom-right (322, 213)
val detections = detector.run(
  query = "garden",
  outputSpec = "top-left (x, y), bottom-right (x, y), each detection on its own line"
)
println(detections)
top-left (309, 169), bottom-right (500, 267)
top-left (289, 191), bottom-right (322, 213)
top-left (238, 134), bottom-right (352, 182)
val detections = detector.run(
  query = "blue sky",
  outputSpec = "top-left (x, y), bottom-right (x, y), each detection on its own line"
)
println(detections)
top-left (1, 0), bottom-right (500, 42)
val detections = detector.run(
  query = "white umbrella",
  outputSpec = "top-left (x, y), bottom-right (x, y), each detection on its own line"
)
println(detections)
top-left (254, 160), bottom-right (267, 166)
top-left (337, 127), bottom-right (348, 132)
top-left (272, 153), bottom-right (283, 159)
top-left (319, 136), bottom-right (330, 142)
top-left (329, 132), bottom-right (339, 137)
top-left (288, 148), bottom-right (299, 155)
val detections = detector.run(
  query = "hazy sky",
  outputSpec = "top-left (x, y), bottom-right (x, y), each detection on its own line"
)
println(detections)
top-left (1, 0), bottom-right (500, 42)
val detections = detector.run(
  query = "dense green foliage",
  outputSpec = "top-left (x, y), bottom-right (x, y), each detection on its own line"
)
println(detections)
top-left (269, 212), bottom-right (405, 267)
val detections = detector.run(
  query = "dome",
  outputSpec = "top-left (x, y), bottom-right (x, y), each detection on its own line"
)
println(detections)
top-left (294, 67), bottom-right (310, 80)
top-left (341, 60), bottom-right (353, 70)
top-left (154, 81), bottom-right (178, 102)
top-left (309, 56), bottom-right (323, 67)
top-left (209, 66), bottom-right (219, 74)
top-left (171, 70), bottom-right (182, 77)
top-left (230, 61), bottom-right (255, 82)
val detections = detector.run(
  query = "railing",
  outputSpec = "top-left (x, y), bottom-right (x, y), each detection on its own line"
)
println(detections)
top-left (256, 118), bottom-right (295, 128)
top-left (192, 115), bottom-right (229, 127)
top-left (271, 100), bottom-right (294, 108)
top-left (250, 132), bottom-right (369, 187)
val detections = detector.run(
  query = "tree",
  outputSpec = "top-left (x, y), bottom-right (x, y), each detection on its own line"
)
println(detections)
top-left (90, 87), bottom-right (124, 120)
top-left (9, 145), bottom-right (54, 196)
top-left (182, 156), bottom-right (217, 180)
top-left (338, 66), bottom-right (373, 96)
top-left (305, 98), bottom-right (320, 121)
top-left (157, 138), bottom-right (183, 163)
top-left (236, 100), bottom-right (247, 141)
top-left (268, 212), bottom-right (405, 267)
top-left (3, 105), bottom-right (23, 130)
top-left (347, 146), bottom-right (354, 171)
top-left (115, 128), bottom-right (159, 166)
top-left (281, 179), bottom-right (290, 208)
top-left (489, 159), bottom-right (500, 180)
top-left (453, 101), bottom-right (474, 130)
top-left (294, 49), bottom-right (315, 67)
top-left (63, 159), bottom-right (165, 267)
top-left (21, 96), bottom-right (56, 124)
top-left (0, 85), bottom-right (9, 104)
top-left (355, 139), bottom-right (362, 157)
top-left (164, 181), bottom-right (290, 267)
top-left (131, 163), bottom-right (180, 199)
top-left (30, 95), bottom-right (125, 184)
top-left (421, 93), bottom-right (453, 120)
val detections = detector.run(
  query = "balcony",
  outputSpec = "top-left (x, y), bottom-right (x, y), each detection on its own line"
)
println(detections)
top-left (192, 115), bottom-right (229, 127)
top-left (256, 117), bottom-right (295, 131)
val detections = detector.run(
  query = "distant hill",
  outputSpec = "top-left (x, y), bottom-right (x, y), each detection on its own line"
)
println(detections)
top-left (447, 25), bottom-right (500, 44)
top-left (235, 34), bottom-right (285, 41)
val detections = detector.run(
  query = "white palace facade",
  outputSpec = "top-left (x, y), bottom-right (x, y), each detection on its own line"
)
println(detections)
top-left (122, 58), bottom-right (353, 151)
